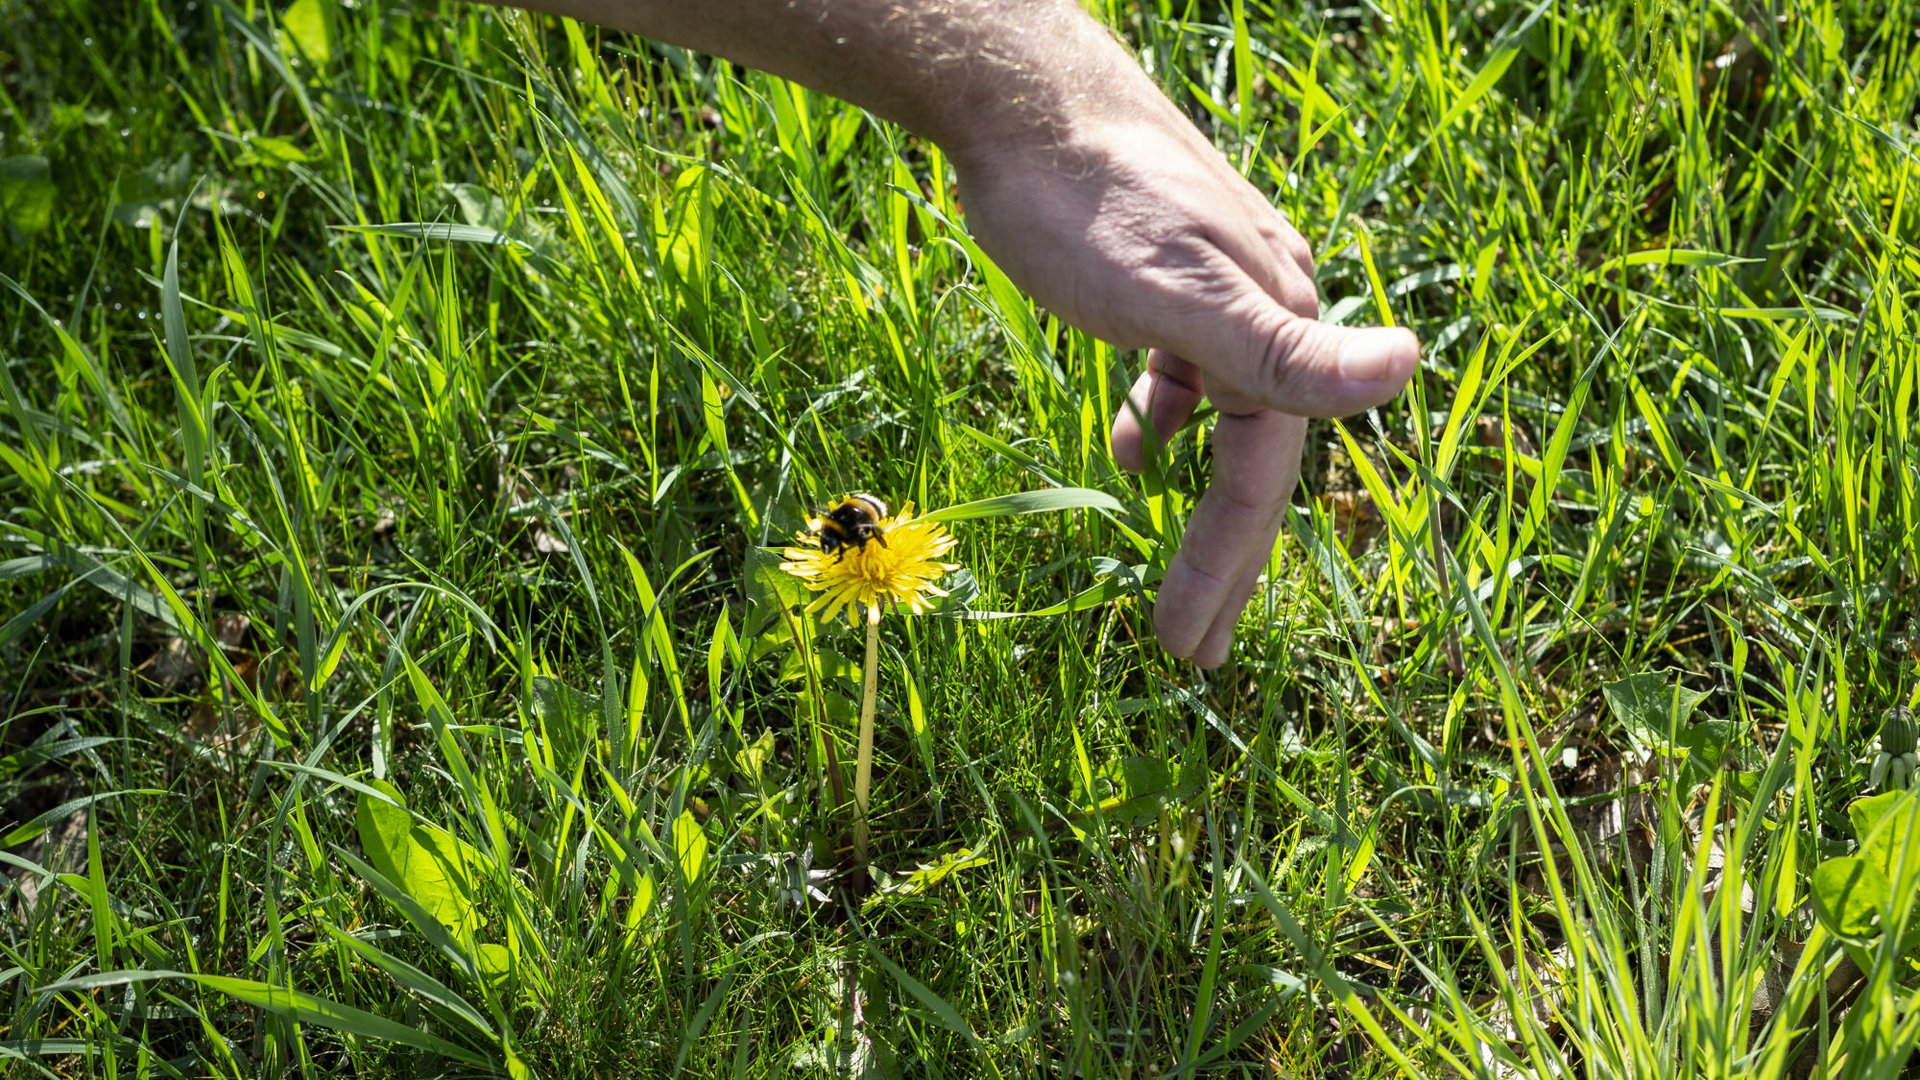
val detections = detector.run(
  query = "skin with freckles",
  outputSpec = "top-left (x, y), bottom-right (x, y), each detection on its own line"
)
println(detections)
top-left (491, 0), bottom-right (1422, 666)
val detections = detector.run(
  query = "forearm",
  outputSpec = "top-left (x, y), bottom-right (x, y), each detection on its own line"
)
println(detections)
top-left (500, 0), bottom-right (1164, 155)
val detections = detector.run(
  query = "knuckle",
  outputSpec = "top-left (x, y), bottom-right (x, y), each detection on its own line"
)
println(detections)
top-left (1207, 480), bottom-right (1287, 545)
top-left (1176, 548), bottom-right (1234, 591)
top-left (1288, 237), bottom-right (1316, 278)
top-left (1278, 275), bottom-right (1320, 320)
top-left (1216, 481), bottom-right (1279, 521)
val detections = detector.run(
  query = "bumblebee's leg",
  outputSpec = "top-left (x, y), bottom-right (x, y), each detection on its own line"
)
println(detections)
top-left (872, 529), bottom-right (889, 548)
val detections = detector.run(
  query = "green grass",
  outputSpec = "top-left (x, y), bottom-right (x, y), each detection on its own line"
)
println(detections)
top-left (3, 0), bottom-right (1919, 1074)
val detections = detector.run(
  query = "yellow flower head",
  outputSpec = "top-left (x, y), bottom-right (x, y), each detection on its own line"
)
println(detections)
top-left (780, 501), bottom-right (960, 626)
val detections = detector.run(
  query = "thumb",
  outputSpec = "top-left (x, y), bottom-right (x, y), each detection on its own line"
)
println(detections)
top-left (1176, 283), bottom-right (1419, 417)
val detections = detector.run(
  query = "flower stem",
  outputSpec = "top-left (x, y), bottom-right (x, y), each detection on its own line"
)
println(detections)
top-left (853, 613), bottom-right (880, 867)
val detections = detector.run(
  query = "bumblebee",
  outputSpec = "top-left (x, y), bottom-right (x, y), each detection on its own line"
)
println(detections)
top-left (813, 493), bottom-right (889, 560)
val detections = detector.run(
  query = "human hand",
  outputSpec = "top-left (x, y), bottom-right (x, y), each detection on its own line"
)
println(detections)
top-left (525, 0), bottom-right (1417, 665)
top-left (949, 82), bottom-right (1419, 667)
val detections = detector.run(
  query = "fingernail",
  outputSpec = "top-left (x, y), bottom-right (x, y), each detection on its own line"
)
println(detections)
top-left (1339, 329), bottom-right (1417, 384)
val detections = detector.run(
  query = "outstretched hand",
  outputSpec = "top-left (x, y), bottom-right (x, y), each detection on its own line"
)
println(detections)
top-left (507, 0), bottom-right (1420, 665)
top-left (950, 93), bottom-right (1419, 667)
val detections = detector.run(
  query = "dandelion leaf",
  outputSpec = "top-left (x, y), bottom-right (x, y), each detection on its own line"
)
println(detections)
top-left (355, 778), bottom-right (484, 937)
top-left (1604, 670), bottom-right (1735, 787)
top-left (1812, 856), bottom-right (1887, 941)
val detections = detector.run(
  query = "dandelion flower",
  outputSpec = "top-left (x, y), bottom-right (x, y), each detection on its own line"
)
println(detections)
top-left (780, 498), bottom-right (960, 874)
top-left (780, 501), bottom-right (959, 627)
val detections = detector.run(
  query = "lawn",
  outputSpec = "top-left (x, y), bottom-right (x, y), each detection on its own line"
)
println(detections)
top-left (3, 0), bottom-right (1918, 1074)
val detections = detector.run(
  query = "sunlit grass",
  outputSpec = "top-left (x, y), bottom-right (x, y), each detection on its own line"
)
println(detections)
top-left (2, 0), bottom-right (1918, 1075)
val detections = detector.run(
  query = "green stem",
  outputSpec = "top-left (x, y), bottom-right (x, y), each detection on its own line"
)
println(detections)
top-left (853, 614), bottom-right (880, 866)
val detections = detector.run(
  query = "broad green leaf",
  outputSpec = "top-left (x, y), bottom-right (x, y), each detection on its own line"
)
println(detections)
top-left (0, 157), bottom-right (54, 235)
top-left (1070, 754), bottom-right (1202, 828)
top-left (621, 867), bottom-right (656, 946)
top-left (1604, 672), bottom-right (1732, 787)
top-left (475, 943), bottom-right (513, 988)
top-left (530, 674), bottom-right (601, 731)
top-left (1811, 856), bottom-right (1886, 940)
top-left (1848, 790), bottom-right (1907, 845)
top-left (655, 165), bottom-right (711, 314)
top-left (280, 0), bottom-right (331, 65)
top-left (672, 809), bottom-right (708, 885)
top-left (745, 544), bottom-right (807, 628)
top-left (243, 134), bottom-right (310, 166)
top-left (354, 779), bottom-right (482, 937)
top-left (336, 847), bottom-right (480, 981)
top-left (1809, 793), bottom-right (1920, 947)
top-left (1853, 792), bottom-right (1920, 922)
top-left (1603, 671), bottom-right (1710, 747)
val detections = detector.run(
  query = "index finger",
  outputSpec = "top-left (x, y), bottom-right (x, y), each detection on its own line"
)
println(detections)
top-left (1153, 407), bottom-right (1307, 664)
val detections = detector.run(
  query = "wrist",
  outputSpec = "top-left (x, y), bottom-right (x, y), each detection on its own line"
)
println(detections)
top-left (908, 10), bottom-right (1169, 168)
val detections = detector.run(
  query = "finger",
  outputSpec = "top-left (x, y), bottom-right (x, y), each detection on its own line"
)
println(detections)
top-left (1111, 350), bottom-right (1205, 473)
top-left (1186, 219), bottom-right (1312, 667)
top-left (1159, 260), bottom-right (1419, 418)
top-left (1191, 565), bottom-right (1264, 669)
top-left (1186, 410), bottom-right (1303, 668)
top-left (1154, 409), bottom-right (1307, 661)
